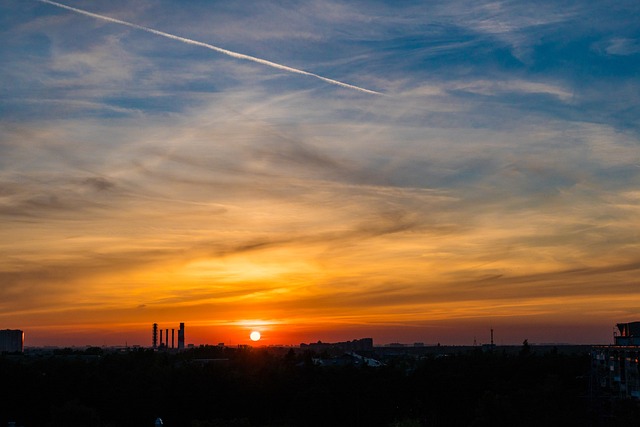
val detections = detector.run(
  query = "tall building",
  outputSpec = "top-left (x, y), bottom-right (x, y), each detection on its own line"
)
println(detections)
top-left (0, 329), bottom-right (24, 353)
top-left (615, 321), bottom-right (640, 346)
top-left (178, 323), bottom-right (185, 350)
top-left (592, 321), bottom-right (640, 399)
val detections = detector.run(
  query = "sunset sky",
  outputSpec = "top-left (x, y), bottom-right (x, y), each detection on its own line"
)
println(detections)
top-left (1, 0), bottom-right (639, 347)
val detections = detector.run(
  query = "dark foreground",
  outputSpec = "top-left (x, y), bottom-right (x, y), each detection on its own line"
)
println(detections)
top-left (1, 345), bottom-right (637, 426)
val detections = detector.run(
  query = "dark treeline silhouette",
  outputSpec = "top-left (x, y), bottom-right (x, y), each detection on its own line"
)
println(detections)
top-left (0, 345), bottom-right (637, 426)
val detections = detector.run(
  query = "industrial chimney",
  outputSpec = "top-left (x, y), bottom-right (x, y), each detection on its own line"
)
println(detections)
top-left (178, 323), bottom-right (185, 350)
top-left (152, 323), bottom-right (158, 349)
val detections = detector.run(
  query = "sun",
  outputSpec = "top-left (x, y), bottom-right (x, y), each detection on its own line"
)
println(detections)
top-left (250, 331), bottom-right (261, 342)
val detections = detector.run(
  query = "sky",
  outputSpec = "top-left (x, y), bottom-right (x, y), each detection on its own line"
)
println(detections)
top-left (1, 0), bottom-right (639, 347)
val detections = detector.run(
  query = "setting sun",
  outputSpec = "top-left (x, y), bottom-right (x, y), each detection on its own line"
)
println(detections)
top-left (250, 331), bottom-right (261, 342)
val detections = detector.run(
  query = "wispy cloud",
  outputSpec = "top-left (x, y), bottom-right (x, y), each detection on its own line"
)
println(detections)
top-left (448, 79), bottom-right (574, 101)
top-left (603, 37), bottom-right (640, 56)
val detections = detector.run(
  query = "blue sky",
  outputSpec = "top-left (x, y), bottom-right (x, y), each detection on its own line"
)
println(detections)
top-left (1, 0), bottom-right (639, 346)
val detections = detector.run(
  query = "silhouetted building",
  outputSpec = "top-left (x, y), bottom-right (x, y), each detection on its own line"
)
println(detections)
top-left (615, 322), bottom-right (640, 346)
top-left (178, 323), bottom-right (185, 350)
top-left (0, 329), bottom-right (24, 353)
top-left (592, 321), bottom-right (640, 399)
top-left (300, 338), bottom-right (373, 353)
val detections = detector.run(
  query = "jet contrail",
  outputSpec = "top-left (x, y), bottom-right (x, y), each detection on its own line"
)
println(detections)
top-left (37, 0), bottom-right (381, 95)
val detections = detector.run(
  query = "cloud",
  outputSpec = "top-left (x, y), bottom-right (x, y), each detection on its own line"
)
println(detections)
top-left (604, 38), bottom-right (640, 56)
top-left (448, 79), bottom-right (574, 101)
top-left (83, 177), bottom-right (115, 192)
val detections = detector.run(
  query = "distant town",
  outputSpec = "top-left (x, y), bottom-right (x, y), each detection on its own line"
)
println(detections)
top-left (2, 321), bottom-right (640, 426)
top-left (3, 321), bottom-right (640, 397)
top-left (0, 324), bottom-right (597, 356)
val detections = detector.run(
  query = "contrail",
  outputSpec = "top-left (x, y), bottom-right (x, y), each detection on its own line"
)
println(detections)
top-left (37, 0), bottom-right (382, 95)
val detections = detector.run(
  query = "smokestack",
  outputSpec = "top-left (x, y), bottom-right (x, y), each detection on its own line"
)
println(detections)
top-left (165, 329), bottom-right (168, 348)
top-left (172, 329), bottom-right (175, 349)
top-left (178, 322), bottom-right (185, 350)
top-left (152, 323), bottom-right (158, 349)
top-left (159, 327), bottom-right (163, 347)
